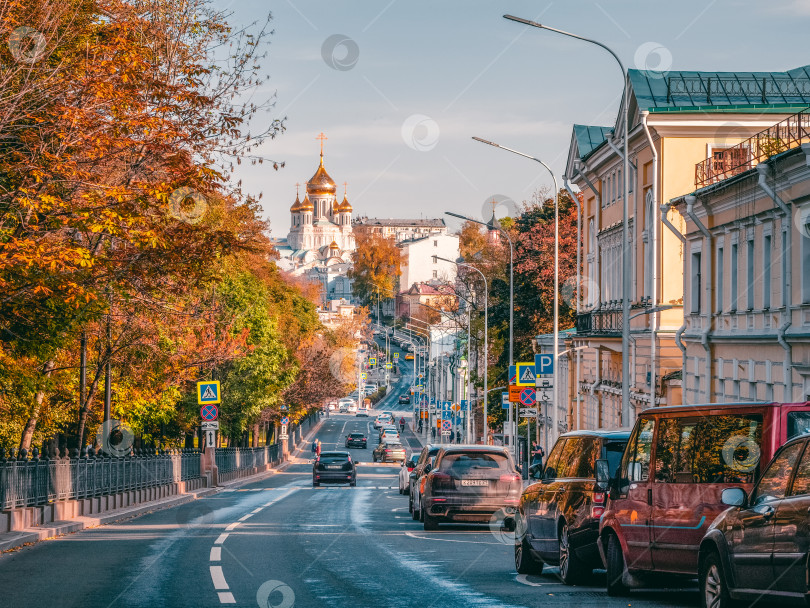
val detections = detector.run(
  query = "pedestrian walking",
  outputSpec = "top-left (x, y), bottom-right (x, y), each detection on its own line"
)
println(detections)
top-left (315, 439), bottom-right (322, 457)
top-left (417, 420), bottom-right (423, 433)
top-left (431, 426), bottom-right (436, 440)
top-left (455, 430), bottom-right (461, 444)
top-left (531, 441), bottom-right (545, 467)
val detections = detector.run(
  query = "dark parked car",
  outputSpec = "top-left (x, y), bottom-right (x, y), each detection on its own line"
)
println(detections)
top-left (514, 429), bottom-right (630, 583)
top-left (598, 401), bottom-right (810, 596)
top-left (345, 432), bottom-right (367, 449)
top-left (313, 451), bottom-right (356, 487)
top-left (398, 394), bottom-right (411, 405)
top-left (408, 445), bottom-right (441, 519)
top-left (420, 445), bottom-right (522, 531)
top-left (698, 433), bottom-right (810, 608)
top-left (373, 441), bottom-right (407, 463)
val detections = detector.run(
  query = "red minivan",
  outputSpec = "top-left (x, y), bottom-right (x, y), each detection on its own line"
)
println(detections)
top-left (597, 401), bottom-right (810, 595)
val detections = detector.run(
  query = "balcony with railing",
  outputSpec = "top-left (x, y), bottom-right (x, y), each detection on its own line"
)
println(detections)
top-left (695, 109), bottom-right (810, 189)
top-left (576, 298), bottom-right (653, 337)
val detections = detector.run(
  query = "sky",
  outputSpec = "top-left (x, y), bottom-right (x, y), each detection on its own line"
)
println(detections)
top-left (216, 0), bottom-right (810, 239)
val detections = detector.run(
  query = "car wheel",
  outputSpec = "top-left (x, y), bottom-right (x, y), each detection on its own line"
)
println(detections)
top-left (515, 530), bottom-right (543, 575)
top-left (606, 534), bottom-right (629, 597)
top-left (423, 511), bottom-right (440, 531)
top-left (350, 480), bottom-right (356, 487)
top-left (700, 552), bottom-right (732, 608)
top-left (313, 482), bottom-right (319, 487)
top-left (419, 501), bottom-right (425, 522)
top-left (372, 454), bottom-right (377, 462)
top-left (558, 521), bottom-right (587, 585)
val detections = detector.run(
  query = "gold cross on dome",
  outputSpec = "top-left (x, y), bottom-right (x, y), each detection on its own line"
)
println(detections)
top-left (343, 181), bottom-right (348, 196)
top-left (295, 182), bottom-right (300, 196)
top-left (316, 132), bottom-right (328, 155)
top-left (489, 198), bottom-right (498, 217)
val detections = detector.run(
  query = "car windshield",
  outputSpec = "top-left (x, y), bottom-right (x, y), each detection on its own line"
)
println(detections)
top-left (440, 452), bottom-right (510, 473)
top-left (319, 453), bottom-right (350, 464)
top-left (349, 433), bottom-right (364, 439)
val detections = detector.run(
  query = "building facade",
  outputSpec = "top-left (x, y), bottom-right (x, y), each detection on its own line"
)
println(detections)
top-left (353, 217), bottom-right (448, 243)
top-left (398, 233), bottom-right (460, 288)
top-left (671, 126), bottom-right (810, 405)
top-left (565, 64), bottom-right (810, 430)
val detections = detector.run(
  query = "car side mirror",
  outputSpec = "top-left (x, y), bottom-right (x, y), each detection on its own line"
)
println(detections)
top-left (721, 487), bottom-right (747, 507)
top-left (406, 459), bottom-right (416, 469)
top-left (595, 459), bottom-right (610, 490)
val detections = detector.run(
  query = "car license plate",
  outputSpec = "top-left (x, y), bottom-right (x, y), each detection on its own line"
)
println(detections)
top-left (326, 465), bottom-right (342, 469)
top-left (461, 479), bottom-right (488, 486)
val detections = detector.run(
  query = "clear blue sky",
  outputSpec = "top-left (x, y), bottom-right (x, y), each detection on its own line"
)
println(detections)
top-left (217, 0), bottom-right (809, 237)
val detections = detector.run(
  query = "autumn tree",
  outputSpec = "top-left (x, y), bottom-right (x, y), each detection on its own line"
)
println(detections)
top-left (348, 232), bottom-right (401, 306)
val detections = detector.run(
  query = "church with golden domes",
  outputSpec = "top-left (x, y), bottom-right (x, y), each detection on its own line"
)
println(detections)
top-left (274, 135), bottom-right (356, 302)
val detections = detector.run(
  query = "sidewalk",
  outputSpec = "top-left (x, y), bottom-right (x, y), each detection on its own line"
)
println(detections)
top-left (0, 417), bottom-right (325, 554)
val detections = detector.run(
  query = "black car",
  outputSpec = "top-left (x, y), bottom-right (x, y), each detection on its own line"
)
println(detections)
top-left (698, 434), bottom-right (810, 608)
top-left (313, 451), bottom-right (356, 487)
top-left (398, 395), bottom-right (410, 405)
top-left (515, 429), bottom-right (630, 584)
top-left (345, 432), bottom-right (367, 448)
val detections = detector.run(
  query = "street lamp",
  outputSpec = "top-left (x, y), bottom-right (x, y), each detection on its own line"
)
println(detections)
top-left (503, 14), bottom-right (632, 427)
top-left (435, 255), bottom-right (488, 444)
top-left (444, 211), bottom-right (513, 368)
top-left (471, 136), bottom-right (561, 452)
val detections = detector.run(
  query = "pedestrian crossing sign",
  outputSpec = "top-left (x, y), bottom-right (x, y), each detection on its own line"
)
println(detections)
top-left (516, 363), bottom-right (536, 386)
top-left (394, 352), bottom-right (399, 359)
top-left (197, 381), bottom-right (221, 405)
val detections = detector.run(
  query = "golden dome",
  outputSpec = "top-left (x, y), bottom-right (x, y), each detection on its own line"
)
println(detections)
top-left (338, 194), bottom-right (352, 213)
top-left (329, 240), bottom-right (339, 250)
top-left (290, 195), bottom-right (302, 213)
top-left (306, 154), bottom-right (337, 196)
top-left (299, 195), bottom-right (314, 212)
top-left (332, 198), bottom-right (339, 214)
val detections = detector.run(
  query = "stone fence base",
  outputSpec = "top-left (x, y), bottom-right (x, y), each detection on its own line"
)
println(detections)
top-left (0, 477), bottom-right (207, 534)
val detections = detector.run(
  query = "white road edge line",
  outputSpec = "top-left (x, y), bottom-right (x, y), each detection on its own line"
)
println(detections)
top-left (225, 522), bottom-right (240, 531)
top-left (238, 514), bottom-right (252, 521)
top-left (515, 574), bottom-right (546, 587)
top-left (210, 565), bottom-right (229, 590)
top-left (214, 533), bottom-right (229, 545)
top-left (217, 591), bottom-right (236, 603)
top-left (210, 547), bottom-right (222, 561)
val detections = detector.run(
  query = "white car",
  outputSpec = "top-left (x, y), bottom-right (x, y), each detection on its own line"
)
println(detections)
top-left (347, 403), bottom-right (358, 413)
top-left (380, 428), bottom-right (400, 443)
top-left (374, 413), bottom-right (393, 429)
top-left (356, 407), bottom-right (370, 417)
top-left (337, 397), bottom-right (355, 411)
top-left (398, 457), bottom-right (415, 494)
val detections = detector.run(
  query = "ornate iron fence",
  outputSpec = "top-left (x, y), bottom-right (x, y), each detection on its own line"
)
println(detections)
top-left (695, 109), bottom-right (810, 188)
top-left (215, 445), bottom-right (281, 474)
top-left (0, 447), bottom-right (203, 511)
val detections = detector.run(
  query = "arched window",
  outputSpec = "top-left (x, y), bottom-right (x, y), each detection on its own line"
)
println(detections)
top-left (644, 189), bottom-right (654, 298)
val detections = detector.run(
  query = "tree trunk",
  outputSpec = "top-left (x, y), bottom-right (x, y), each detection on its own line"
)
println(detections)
top-left (76, 366), bottom-right (103, 449)
top-left (19, 360), bottom-right (55, 452)
top-left (252, 423), bottom-right (260, 447)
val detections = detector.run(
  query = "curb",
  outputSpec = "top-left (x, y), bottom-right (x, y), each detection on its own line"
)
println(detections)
top-left (0, 417), bottom-right (327, 555)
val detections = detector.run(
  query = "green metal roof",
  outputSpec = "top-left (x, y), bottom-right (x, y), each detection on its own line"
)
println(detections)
top-left (573, 125), bottom-right (613, 158)
top-left (630, 65), bottom-right (810, 111)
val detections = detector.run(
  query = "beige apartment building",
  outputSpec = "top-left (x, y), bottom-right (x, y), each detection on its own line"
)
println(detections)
top-left (670, 118), bottom-right (810, 405)
top-left (564, 65), bottom-right (810, 430)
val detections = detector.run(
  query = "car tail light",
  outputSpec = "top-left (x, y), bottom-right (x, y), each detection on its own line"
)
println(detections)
top-left (407, 466), bottom-right (414, 472)
top-left (431, 471), bottom-right (453, 490)
top-left (591, 506), bottom-right (604, 518)
top-left (385, 449), bottom-right (391, 453)
top-left (593, 491), bottom-right (606, 504)
top-left (500, 474), bottom-right (521, 483)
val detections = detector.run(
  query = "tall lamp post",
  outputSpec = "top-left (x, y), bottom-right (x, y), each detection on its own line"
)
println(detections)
top-left (503, 14), bottom-right (632, 427)
top-left (435, 255), bottom-right (488, 444)
top-left (471, 136), bottom-right (560, 452)
top-left (445, 210), bottom-right (516, 454)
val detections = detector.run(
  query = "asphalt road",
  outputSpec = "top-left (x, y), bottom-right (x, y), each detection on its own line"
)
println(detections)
top-left (0, 403), bottom-right (704, 608)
